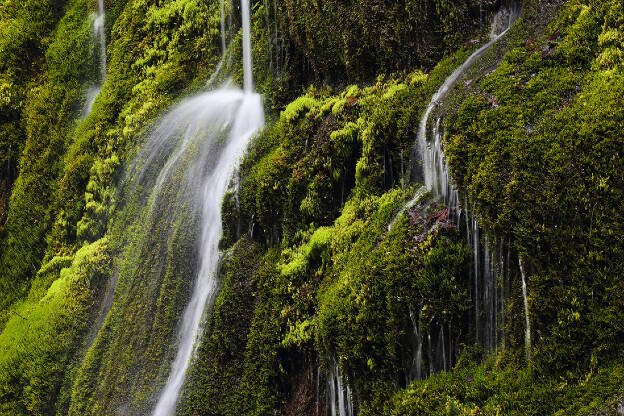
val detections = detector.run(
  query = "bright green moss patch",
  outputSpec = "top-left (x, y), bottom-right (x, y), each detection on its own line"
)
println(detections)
top-left (237, 50), bottom-right (483, 247)
top-left (0, 0), bottom-right (94, 320)
top-left (0, 238), bottom-right (111, 415)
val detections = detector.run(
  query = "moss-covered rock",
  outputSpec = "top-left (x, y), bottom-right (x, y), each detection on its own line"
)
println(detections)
top-left (1, 0), bottom-right (623, 415)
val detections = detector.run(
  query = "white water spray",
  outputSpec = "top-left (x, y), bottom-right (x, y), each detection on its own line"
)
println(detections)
top-left (83, 0), bottom-right (107, 116)
top-left (151, 1), bottom-right (264, 414)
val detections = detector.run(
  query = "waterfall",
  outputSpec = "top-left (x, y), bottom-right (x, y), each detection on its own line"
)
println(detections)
top-left (151, 1), bottom-right (264, 414)
top-left (327, 362), bottom-right (354, 416)
top-left (400, 4), bottom-right (519, 376)
top-left (82, 0), bottom-right (107, 116)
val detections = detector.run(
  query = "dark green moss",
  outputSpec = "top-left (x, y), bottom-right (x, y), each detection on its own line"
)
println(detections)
top-left (444, 0), bottom-right (624, 375)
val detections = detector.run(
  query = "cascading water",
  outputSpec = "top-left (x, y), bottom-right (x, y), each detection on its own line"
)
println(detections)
top-left (327, 362), bottom-right (354, 416)
top-left (404, 3), bottom-right (520, 379)
top-left (415, 4), bottom-right (519, 207)
top-left (83, 0), bottom-right (107, 116)
top-left (151, 1), bottom-right (264, 414)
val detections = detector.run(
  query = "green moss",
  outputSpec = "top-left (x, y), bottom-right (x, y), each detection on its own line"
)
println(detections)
top-left (385, 360), bottom-right (624, 416)
top-left (0, 0), bottom-right (93, 320)
top-left (0, 238), bottom-right (111, 415)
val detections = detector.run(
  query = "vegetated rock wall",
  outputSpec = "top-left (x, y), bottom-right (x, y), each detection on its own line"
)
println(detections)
top-left (0, 0), bottom-right (623, 415)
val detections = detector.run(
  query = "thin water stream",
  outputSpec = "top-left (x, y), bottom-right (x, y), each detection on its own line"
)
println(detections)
top-left (327, 362), bottom-right (354, 416)
top-left (402, 3), bottom-right (520, 380)
top-left (416, 5), bottom-right (519, 206)
top-left (82, 0), bottom-right (106, 116)
top-left (519, 257), bottom-right (532, 362)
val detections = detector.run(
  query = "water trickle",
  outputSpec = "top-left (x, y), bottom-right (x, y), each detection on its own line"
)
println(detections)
top-left (94, 0), bottom-right (106, 81)
top-left (403, 3), bottom-right (519, 368)
top-left (519, 257), bottom-right (532, 362)
top-left (440, 325), bottom-right (447, 372)
top-left (151, 1), bottom-right (264, 414)
top-left (327, 362), bottom-right (354, 416)
top-left (220, 0), bottom-right (227, 56)
top-left (316, 365), bottom-right (321, 415)
top-left (388, 186), bottom-right (426, 231)
top-left (484, 234), bottom-right (492, 350)
top-left (472, 217), bottom-right (480, 345)
top-left (427, 332), bottom-right (433, 377)
top-left (503, 245), bottom-right (510, 349)
top-left (400, 3), bottom-right (519, 223)
top-left (207, 0), bottom-right (231, 87)
top-left (409, 307), bottom-right (423, 380)
top-left (241, 0), bottom-right (253, 93)
top-left (83, 0), bottom-right (107, 116)
top-left (415, 4), bottom-right (519, 207)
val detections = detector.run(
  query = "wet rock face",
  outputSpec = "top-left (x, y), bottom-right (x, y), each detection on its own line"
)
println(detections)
top-left (591, 395), bottom-right (624, 416)
top-left (468, 0), bottom-right (502, 23)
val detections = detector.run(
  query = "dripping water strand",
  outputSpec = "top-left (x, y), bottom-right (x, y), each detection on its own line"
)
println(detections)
top-left (82, 0), bottom-right (107, 117)
top-left (327, 362), bottom-right (354, 416)
top-left (409, 307), bottom-right (423, 380)
top-left (519, 257), bottom-right (532, 362)
top-left (241, 0), bottom-right (253, 93)
top-left (399, 4), bottom-right (520, 380)
top-left (95, 0), bottom-right (106, 81)
top-left (416, 4), bottom-right (519, 207)
top-left (206, 0), bottom-right (230, 87)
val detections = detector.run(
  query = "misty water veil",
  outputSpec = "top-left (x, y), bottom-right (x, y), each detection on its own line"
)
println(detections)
top-left (148, 0), bottom-right (264, 414)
